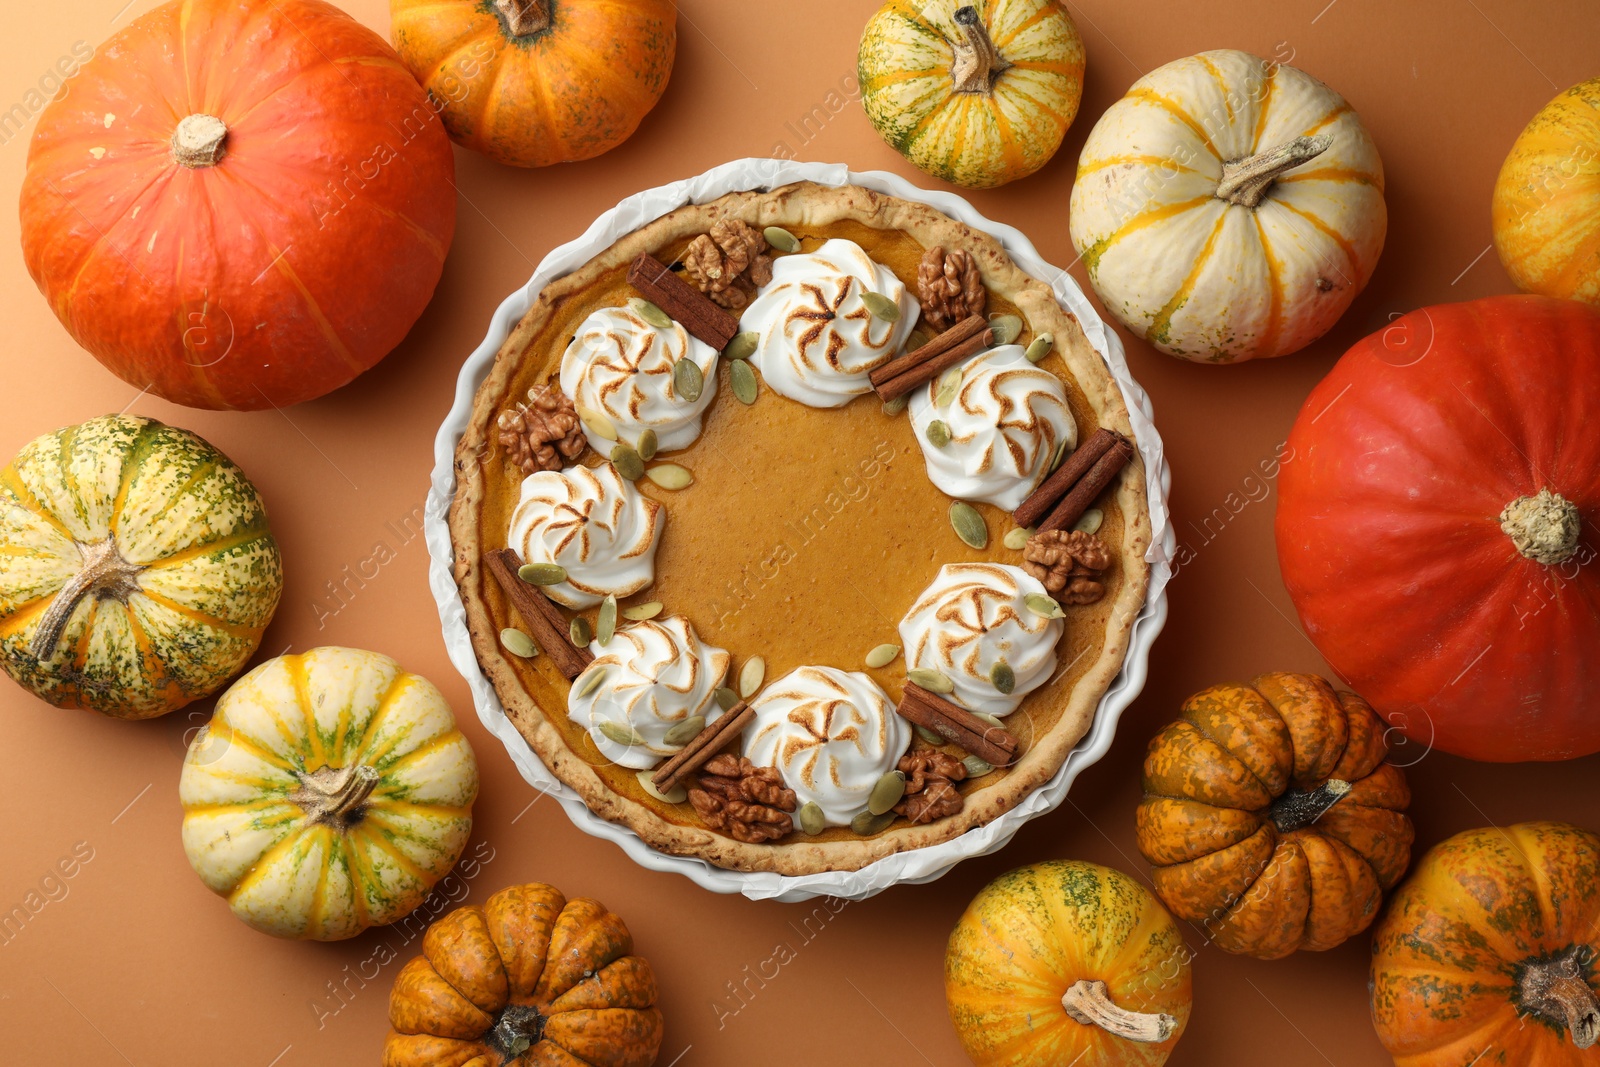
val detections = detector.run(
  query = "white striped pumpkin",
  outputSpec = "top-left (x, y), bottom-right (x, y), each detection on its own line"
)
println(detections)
top-left (859, 0), bottom-right (1085, 189)
top-left (180, 647), bottom-right (478, 940)
top-left (1069, 50), bottom-right (1386, 362)
top-left (0, 415), bottom-right (281, 718)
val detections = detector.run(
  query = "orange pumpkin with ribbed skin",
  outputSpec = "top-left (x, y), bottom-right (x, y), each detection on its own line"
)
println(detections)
top-left (1135, 673), bottom-right (1413, 960)
top-left (389, 0), bottom-right (676, 169)
top-left (384, 883), bottom-right (663, 1067)
top-left (1372, 822), bottom-right (1600, 1066)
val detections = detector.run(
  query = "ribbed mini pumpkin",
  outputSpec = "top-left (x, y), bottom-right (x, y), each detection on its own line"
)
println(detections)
top-left (0, 415), bottom-right (281, 718)
top-left (384, 882), bottom-right (663, 1067)
top-left (180, 647), bottom-right (478, 940)
top-left (1135, 673), bottom-right (1413, 959)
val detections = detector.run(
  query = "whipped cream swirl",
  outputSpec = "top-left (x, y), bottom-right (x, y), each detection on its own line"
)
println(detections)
top-left (560, 304), bottom-right (719, 452)
top-left (508, 462), bottom-right (663, 610)
top-left (744, 666), bottom-right (911, 827)
top-left (909, 344), bottom-right (1076, 510)
top-left (898, 563), bottom-right (1063, 717)
top-left (742, 238), bottom-right (919, 407)
top-left (568, 616), bottom-right (731, 770)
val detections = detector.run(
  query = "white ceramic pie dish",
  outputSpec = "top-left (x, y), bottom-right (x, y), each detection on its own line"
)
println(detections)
top-left (424, 158), bottom-right (1173, 902)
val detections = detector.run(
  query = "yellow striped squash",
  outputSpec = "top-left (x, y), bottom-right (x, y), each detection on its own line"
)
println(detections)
top-left (859, 0), bottom-right (1085, 189)
top-left (0, 415), bottom-right (281, 718)
top-left (180, 647), bottom-right (478, 940)
top-left (1069, 50), bottom-right (1387, 363)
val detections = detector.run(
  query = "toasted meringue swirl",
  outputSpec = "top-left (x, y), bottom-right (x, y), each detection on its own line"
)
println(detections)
top-left (741, 239), bottom-right (919, 407)
top-left (568, 616), bottom-right (731, 770)
top-left (898, 563), bottom-right (1063, 717)
top-left (743, 666), bottom-right (911, 826)
top-left (508, 463), bottom-right (663, 610)
top-left (560, 304), bottom-right (719, 451)
top-left (909, 345), bottom-right (1076, 510)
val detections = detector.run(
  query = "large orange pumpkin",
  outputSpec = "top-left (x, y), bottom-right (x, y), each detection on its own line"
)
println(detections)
top-left (1136, 673), bottom-right (1413, 959)
top-left (1372, 822), bottom-right (1600, 1065)
top-left (389, 0), bottom-right (677, 169)
top-left (384, 882), bottom-right (663, 1067)
top-left (19, 0), bottom-right (457, 410)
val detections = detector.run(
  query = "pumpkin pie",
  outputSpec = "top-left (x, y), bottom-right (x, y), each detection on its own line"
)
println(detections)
top-left (448, 181), bottom-right (1150, 875)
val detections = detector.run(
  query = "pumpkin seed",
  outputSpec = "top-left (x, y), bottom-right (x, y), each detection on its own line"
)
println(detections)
top-left (915, 724), bottom-right (946, 746)
top-left (862, 292), bottom-right (901, 322)
top-left (637, 770), bottom-right (687, 804)
top-left (714, 686), bottom-right (740, 711)
top-left (575, 667), bottom-right (608, 699)
top-left (598, 720), bottom-right (646, 746)
top-left (989, 314), bottom-right (1023, 345)
top-left (865, 643), bottom-right (901, 669)
top-left (518, 562), bottom-right (567, 586)
top-left (851, 809), bottom-right (896, 835)
top-left (972, 711), bottom-right (1006, 731)
top-left (1003, 527), bottom-right (1032, 551)
top-left (950, 501), bottom-right (988, 549)
top-left (763, 226), bottom-right (800, 253)
top-left (636, 428), bottom-right (659, 462)
top-left (868, 770), bottom-right (907, 815)
top-left (596, 595), bottom-right (618, 646)
top-left (578, 405), bottom-right (618, 442)
top-left (903, 329), bottom-right (930, 353)
top-left (662, 715), bottom-right (705, 746)
top-left (673, 358), bottom-right (704, 402)
top-left (907, 667), bottom-right (954, 694)
top-left (629, 297), bottom-right (673, 330)
top-left (935, 366), bottom-right (963, 408)
top-left (724, 331), bottom-right (758, 361)
top-left (1049, 437), bottom-right (1070, 472)
top-left (798, 801), bottom-right (826, 835)
top-left (569, 616), bottom-right (593, 647)
top-left (739, 657), bottom-right (765, 698)
top-left (499, 627), bottom-right (538, 659)
top-left (1024, 592), bottom-right (1066, 619)
top-left (963, 755), bottom-right (995, 778)
top-left (645, 464), bottom-right (693, 490)
top-left (730, 358), bottom-right (758, 404)
top-left (1074, 508), bottom-right (1104, 534)
top-left (623, 601), bottom-right (663, 621)
top-left (1024, 332), bottom-right (1055, 364)
top-left (926, 420), bottom-right (951, 448)
top-left (989, 660), bottom-right (1015, 695)
top-left (610, 442), bottom-right (644, 481)
top-left (882, 394), bottom-right (910, 416)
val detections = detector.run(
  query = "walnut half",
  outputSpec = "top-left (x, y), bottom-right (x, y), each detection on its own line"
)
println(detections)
top-left (917, 246), bottom-right (986, 333)
top-left (1022, 529), bottom-right (1113, 606)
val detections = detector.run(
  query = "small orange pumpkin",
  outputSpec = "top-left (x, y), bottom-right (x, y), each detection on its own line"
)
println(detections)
top-left (1372, 822), bottom-right (1600, 1065)
top-left (1135, 673), bottom-right (1413, 959)
top-left (384, 883), bottom-right (663, 1067)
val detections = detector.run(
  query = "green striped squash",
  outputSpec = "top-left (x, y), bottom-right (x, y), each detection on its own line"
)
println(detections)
top-left (180, 647), bottom-right (478, 940)
top-left (0, 415), bottom-right (281, 718)
top-left (859, 0), bottom-right (1085, 189)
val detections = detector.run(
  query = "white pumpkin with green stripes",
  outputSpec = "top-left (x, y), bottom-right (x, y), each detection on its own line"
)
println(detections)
top-left (180, 647), bottom-right (478, 940)
top-left (0, 415), bottom-right (281, 717)
top-left (1069, 49), bottom-right (1387, 363)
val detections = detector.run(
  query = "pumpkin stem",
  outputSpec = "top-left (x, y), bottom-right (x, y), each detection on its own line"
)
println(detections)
top-left (494, 0), bottom-right (551, 37)
top-left (950, 6), bottom-right (1011, 95)
top-left (1061, 979), bottom-right (1177, 1043)
top-left (171, 114), bottom-right (229, 169)
top-left (1214, 134), bottom-right (1333, 208)
top-left (1501, 489), bottom-right (1581, 565)
top-left (486, 1003), bottom-right (546, 1058)
top-left (293, 764), bottom-right (381, 827)
top-left (1518, 946), bottom-right (1600, 1049)
top-left (27, 537), bottom-right (144, 661)
top-left (1268, 778), bottom-right (1351, 834)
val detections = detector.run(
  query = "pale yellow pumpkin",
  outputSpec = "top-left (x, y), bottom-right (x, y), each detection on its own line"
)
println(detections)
top-left (1070, 50), bottom-right (1386, 363)
top-left (180, 647), bottom-right (478, 940)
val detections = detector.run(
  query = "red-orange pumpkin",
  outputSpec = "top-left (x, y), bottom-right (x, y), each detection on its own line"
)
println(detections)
top-left (20, 0), bottom-right (457, 410)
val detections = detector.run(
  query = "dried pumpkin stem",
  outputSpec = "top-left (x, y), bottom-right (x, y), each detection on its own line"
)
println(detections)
top-left (950, 6), bottom-right (1011, 94)
top-left (487, 1003), bottom-right (546, 1058)
top-left (294, 764), bottom-right (380, 826)
top-left (1500, 488), bottom-right (1581, 565)
top-left (1269, 778), bottom-right (1351, 834)
top-left (171, 114), bottom-right (229, 169)
top-left (1518, 946), bottom-right (1600, 1049)
top-left (1061, 979), bottom-right (1176, 1043)
top-left (27, 537), bottom-right (144, 661)
top-left (494, 0), bottom-right (551, 37)
top-left (1214, 134), bottom-right (1334, 208)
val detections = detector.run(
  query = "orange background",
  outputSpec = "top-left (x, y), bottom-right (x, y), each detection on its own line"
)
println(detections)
top-left (1, 1), bottom-right (1596, 1064)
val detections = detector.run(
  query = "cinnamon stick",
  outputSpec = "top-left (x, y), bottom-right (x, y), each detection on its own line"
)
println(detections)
top-left (485, 548), bottom-right (594, 680)
top-left (1037, 436), bottom-right (1134, 534)
top-left (898, 684), bottom-right (1018, 767)
top-left (869, 314), bottom-right (988, 387)
top-left (627, 253), bottom-right (740, 350)
top-left (873, 327), bottom-right (995, 403)
top-left (652, 700), bottom-right (755, 794)
top-left (1014, 428), bottom-right (1122, 529)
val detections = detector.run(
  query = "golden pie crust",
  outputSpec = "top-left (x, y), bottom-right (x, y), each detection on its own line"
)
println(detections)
top-left (449, 182), bottom-right (1151, 875)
